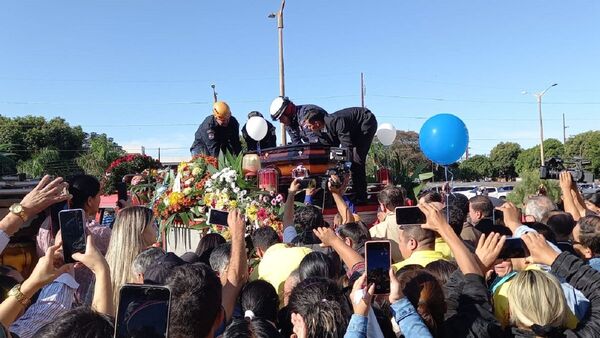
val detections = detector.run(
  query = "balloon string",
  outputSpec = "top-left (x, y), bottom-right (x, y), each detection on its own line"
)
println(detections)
top-left (444, 166), bottom-right (455, 224)
top-left (257, 143), bottom-right (262, 156)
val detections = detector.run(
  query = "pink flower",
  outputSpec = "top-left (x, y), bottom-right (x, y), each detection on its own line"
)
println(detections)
top-left (271, 199), bottom-right (277, 206)
top-left (275, 194), bottom-right (284, 202)
top-left (257, 208), bottom-right (268, 221)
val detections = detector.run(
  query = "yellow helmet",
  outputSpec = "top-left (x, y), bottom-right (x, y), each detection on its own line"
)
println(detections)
top-left (213, 101), bottom-right (231, 119)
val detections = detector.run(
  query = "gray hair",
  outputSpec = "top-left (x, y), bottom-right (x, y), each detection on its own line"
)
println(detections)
top-left (131, 247), bottom-right (165, 275)
top-left (209, 242), bottom-right (232, 274)
top-left (524, 196), bottom-right (557, 222)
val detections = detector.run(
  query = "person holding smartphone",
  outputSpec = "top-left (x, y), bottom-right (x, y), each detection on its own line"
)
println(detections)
top-left (66, 175), bottom-right (112, 305)
top-left (369, 186), bottom-right (405, 263)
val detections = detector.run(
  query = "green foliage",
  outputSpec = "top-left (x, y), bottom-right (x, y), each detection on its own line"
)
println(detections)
top-left (0, 154), bottom-right (17, 175)
top-left (17, 148), bottom-right (67, 178)
top-left (507, 170), bottom-right (561, 206)
top-left (489, 142), bottom-right (522, 180)
top-left (565, 130), bottom-right (600, 177)
top-left (515, 139), bottom-right (564, 175)
top-left (103, 154), bottom-right (162, 194)
top-left (0, 115), bottom-right (85, 161)
top-left (458, 155), bottom-right (493, 181)
top-left (76, 133), bottom-right (125, 179)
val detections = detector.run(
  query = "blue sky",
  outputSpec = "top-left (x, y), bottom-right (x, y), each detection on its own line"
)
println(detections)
top-left (1, 1), bottom-right (599, 161)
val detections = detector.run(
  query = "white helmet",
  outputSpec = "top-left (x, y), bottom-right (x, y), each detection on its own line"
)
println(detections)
top-left (269, 96), bottom-right (291, 121)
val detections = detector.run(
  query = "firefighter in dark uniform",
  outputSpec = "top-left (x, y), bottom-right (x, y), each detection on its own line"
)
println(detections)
top-left (190, 101), bottom-right (242, 157)
top-left (303, 107), bottom-right (378, 203)
top-left (269, 96), bottom-right (327, 144)
top-left (241, 111), bottom-right (277, 151)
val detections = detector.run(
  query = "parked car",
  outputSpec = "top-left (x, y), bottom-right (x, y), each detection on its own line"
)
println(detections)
top-left (578, 183), bottom-right (599, 194)
top-left (496, 185), bottom-right (515, 199)
top-left (451, 186), bottom-right (478, 199)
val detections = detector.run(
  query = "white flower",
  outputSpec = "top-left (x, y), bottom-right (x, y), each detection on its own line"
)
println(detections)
top-left (222, 188), bottom-right (229, 194)
top-left (211, 173), bottom-right (220, 180)
top-left (163, 198), bottom-right (169, 206)
top-left (233, 187), bottom-right (240, 193)
top-left (183, 187), bottom-right (192, 196)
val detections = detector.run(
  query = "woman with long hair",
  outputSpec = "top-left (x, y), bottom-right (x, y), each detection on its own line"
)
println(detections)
top-left (105, 206), bottom-right (157, 306)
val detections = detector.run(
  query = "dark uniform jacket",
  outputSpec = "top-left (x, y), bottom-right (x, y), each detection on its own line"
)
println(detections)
top-left (190, 115), bottom-right (242, 157)
top-left (242, 120), bottom-right (277, 151)
top-left (287, 104), bottom-right (327, 144)
top-left (315, 107), bottom-right (376, 147)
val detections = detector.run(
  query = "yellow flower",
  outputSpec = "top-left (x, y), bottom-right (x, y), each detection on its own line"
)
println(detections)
top-left (229, 200), bottom-right (238, 208)
top-left (192, 167), bottom-right (202, 176)
top-left (168, 192), bottom-right (184, 206)
top-left (183, 187), bottom-right (192, 196)
top-left (203, 193), bottom-right (214, 206)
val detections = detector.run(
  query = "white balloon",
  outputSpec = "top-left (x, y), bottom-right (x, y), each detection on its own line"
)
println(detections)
top-left (246, 116), bottom-right (268, 141)
top-left (376, 123), bottom-right (397, 146)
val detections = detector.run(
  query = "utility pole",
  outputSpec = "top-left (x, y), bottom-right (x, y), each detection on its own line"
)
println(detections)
top-left (158, 147), bottom-right (161, 162)
top-left (563, 113), bottom-right (568, 144)
top-left (360, 72), bottom-right (365, 108)
top-left (269, 0), bottom-right (287, 145)
top-left (211, 84), bottom-right (218, 103)
top-left (523, 83), bottom-right (557, 166)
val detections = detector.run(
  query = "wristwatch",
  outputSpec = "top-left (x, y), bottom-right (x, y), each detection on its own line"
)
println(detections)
top-left (9, 203), bottom-right (28, 222)
top-left (8, 284), bottom-right (31, 307)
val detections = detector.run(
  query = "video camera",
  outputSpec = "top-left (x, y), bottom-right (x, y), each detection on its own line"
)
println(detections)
top-left (540, 157), bottom-right (593, 183)
top-left (322, 162), bottom-right (352, 191)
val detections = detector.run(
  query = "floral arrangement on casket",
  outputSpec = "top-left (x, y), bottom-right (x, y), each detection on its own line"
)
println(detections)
top-left (152, 152), bottom-right (275, 239)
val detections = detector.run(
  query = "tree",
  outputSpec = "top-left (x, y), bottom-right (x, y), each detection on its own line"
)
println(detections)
top-left (565, 131), bottom-right (600, 177)
top-left (16, 148), bottom-right (63, 178)
top-left (458, 155), bottom-right (493, 181)
top-left (489, 142), bottom-right (522, 180)
top-left (507, 170), bottom-right (561, 206)
top-left (515, 138), bottom-right (564, 175)
top-left (76, 133), bottom-right (125, 179)
top-left (0, 115), bottom-right (85, 162)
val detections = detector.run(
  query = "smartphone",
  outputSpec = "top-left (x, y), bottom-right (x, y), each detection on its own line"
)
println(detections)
top-left (115, 284), bottom-right (171, 338)
top-left (498, 238), bottom-right (530, 259)
top-left (365, 241), bottom-right (391, 294)
top-left (207, 208), bottom-right (229, 226)
top-left (49, 201), bottom-right (69, 237)
top-left (59, 209), bottom-right (87, 264)
top-left (395, 206), bottom-right (426, 225)
top-left (117, 182), bottom-right (128, 203)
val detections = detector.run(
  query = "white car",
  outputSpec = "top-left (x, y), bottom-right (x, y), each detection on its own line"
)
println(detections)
top-left (451, 186), bottom-right (477, 199)
top-left (496, 185), bottom-right (515, 199)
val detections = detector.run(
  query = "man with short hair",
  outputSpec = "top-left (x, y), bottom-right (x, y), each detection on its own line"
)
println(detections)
top-left (190, 101), bottom-right (242, 157)
top-left (369, 186), bottom-right (404, 263)
top-left (209, 243), bottom-right (232, 285)
top-left (524, 195), bottom-right (557, 223)
top-left (269, 96), bottom-right (326, 144)
top-left (392, 224), bottom-right (445, 271)
top-left (303, 107), bottom-right (378, 203)
top-left (166, 263), bottom-right (224, 338)
top-left (131, 247), bottom-right (165, 284)
top-left (572, 215), bottom-right (600, 271)
top-left (469, 195), bottom-right (511, 235)
top-left (250, 226), bottom-right (311, 301)
top-left (546, 211), bottom-right (577, 255)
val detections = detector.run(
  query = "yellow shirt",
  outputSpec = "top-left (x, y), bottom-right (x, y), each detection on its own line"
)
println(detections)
top-left (250, 243), bottom-right (312, 302)
top-left (369, 213), bottom-right (403, 263)
top-left (392, 250), bottom-right (446, 271)
top-left (492, 265), bottom-right (579, 329)
top-left (434, 237), bottom-right (454, 260)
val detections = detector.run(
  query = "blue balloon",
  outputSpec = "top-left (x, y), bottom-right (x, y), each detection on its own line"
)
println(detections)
top-left (419, 114), bottom-right (469, 166)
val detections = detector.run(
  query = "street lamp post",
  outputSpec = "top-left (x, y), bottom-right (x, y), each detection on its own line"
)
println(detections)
top-left (269, 0), bottom-right (287, 145)
top-left (524, 83), bottom-right (558, 166)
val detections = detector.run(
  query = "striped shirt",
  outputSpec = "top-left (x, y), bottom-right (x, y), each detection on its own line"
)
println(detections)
top-left (10, 274), bottom-right (79, 338)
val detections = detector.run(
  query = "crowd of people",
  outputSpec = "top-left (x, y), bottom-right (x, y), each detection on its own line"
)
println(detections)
top-left (0, 164), bottom-right (600, 337)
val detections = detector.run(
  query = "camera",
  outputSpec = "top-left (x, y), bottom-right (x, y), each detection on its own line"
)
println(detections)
top-left (539, 157), bottom-right (593, 183)
top-left (321, 162), bottom-right (352, 191)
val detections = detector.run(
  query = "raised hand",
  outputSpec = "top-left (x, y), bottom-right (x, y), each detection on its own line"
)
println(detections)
top-left (349, 273), bottom-right (375, 317)
top-left (21, 175), bottom-right (70, 218)
top-left (313, 227), bottom-right (338, 248)
top-left (475, 232), bottom-right (506, 271)
top-left (522, 232), bottom-right (560, 266)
